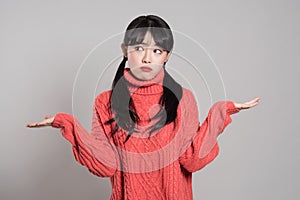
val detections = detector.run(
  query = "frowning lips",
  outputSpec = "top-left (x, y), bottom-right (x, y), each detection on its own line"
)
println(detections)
top-left (140, 66), bottom-right (152, 72)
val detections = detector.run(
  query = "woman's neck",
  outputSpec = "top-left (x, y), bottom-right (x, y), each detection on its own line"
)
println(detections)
top-left (123, 68), bottom-right (164, 95)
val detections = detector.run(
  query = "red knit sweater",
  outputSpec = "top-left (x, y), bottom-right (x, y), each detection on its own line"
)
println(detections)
top-left (51, 68), bottom-right (240, 200)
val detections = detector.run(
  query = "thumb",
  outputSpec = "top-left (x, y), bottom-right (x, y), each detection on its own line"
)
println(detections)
top-left (44, 115), bottom-right (52, 119)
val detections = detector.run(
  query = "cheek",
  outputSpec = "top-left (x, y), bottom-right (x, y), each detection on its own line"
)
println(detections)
top-left (154, 54), bottom-right (168, 64)
top-left (127, 54), bottom-right (141, 67)
top-left (154, 65), bottom-right (164, 73)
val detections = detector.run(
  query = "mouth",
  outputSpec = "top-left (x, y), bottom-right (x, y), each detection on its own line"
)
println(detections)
top-left (140, 66), bottom-right (152, 72)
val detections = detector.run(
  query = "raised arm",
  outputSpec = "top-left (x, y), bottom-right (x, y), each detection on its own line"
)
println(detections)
top-left (27, 93), bottom-right (118, 177)
top-left (179, 90), bottom-right (259, 173)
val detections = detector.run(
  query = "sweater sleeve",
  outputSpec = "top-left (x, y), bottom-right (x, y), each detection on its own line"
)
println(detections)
top-left (51, 95), bottom-right (118, 177)
top-left (179, 90), bottom-right (240, 172)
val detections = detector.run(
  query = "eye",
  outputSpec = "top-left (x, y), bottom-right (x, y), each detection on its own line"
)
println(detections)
top-left (135, 46), bottom-right (143, 51)
top-left (153, 49), bottom-right (163, 54)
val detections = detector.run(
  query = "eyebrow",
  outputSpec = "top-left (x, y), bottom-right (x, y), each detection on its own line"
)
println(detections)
top-left (140, 42), bottom-right (151, 46)
top-left (137, 42), bottom-right (162, 48)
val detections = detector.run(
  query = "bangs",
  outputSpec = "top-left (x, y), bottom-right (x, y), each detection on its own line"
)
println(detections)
top-left (124, 27), bottom-right (173, 52)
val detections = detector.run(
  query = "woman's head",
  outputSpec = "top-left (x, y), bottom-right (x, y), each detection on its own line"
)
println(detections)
top-left (109, 15), bottom-right (182, 142)
top-left (122, 15), bottom-right (174, 52)
top-left (121, 15), bottom-right (174, 81)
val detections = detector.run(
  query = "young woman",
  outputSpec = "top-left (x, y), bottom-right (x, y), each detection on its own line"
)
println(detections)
top-left (27, 15), bottom-right (260, 200)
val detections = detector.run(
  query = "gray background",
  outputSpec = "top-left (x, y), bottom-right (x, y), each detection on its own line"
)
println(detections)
top-left (1, 0), bottom-right (299, 199)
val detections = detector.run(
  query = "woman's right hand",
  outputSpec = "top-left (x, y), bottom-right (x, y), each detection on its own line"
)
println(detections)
top-left (26, 115), bottom-right (55, 128)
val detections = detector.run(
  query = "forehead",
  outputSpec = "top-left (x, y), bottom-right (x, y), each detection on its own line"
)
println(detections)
top-left (136, 31), bottom-right (156, 46)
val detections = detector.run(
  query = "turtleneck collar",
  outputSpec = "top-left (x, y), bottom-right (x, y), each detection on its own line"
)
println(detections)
top-left (123, 68), bottom-right (164, 95)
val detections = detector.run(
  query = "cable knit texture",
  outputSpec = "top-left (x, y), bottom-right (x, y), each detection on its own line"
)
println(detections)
top-left (51, 68), bottom-right (240, 200)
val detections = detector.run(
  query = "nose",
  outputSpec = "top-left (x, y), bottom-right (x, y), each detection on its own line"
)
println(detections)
top-left (142, 48), bottom-right (151, 63)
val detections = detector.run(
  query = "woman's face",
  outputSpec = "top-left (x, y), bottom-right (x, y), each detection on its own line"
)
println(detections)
top-left (122, 31), bottom-right (171, 81)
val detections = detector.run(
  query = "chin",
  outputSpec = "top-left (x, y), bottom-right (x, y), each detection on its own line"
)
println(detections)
top-left (144, 74), bottom-right (158, 80)
top-left (143, 77), bottom-right (154, 81)
top-left (137, 76), bottom-right (152, 81)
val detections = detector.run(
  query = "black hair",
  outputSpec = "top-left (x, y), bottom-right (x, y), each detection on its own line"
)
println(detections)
top-left (106, 15), bottom-right (182, 142)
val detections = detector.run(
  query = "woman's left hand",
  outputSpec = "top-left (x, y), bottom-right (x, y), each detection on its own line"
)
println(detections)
top-left (234, 97), bottom-right (260, 110)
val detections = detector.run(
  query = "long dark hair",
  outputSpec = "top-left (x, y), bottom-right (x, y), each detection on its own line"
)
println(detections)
top-left (106, 15), bottom-right (183, 142)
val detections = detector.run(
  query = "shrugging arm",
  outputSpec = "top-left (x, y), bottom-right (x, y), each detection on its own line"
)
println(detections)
top-left (179, 90), bottom-right (240, 172)
top-left (51, 96), bottom-right (118, 177)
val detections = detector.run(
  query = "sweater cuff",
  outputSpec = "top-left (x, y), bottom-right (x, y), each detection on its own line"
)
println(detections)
top-left (51, 113), bottom-right (66, 128)
top-left (226, 101), bottom-right (240, 115)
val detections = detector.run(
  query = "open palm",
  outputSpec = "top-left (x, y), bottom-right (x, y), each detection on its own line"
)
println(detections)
top-left (26, 115), bottom-right (54, 128)
top-left (234, 97), bottom-right (260, 110)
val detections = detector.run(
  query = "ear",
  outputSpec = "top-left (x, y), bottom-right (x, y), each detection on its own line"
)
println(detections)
top-left (165, 50), bottom-right (172, 62)
top-left (121, 43), bottom-right (127, 57)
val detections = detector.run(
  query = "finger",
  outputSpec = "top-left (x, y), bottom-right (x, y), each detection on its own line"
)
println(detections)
top-left (26, 122), bottom-right (36, 126)
top-left (244, 100), bottom-right (260, 108)
top-left (26, 122), bottom-right (44, 127)
top-left (249, 97), bottom-right (260, 106)
top-left (26, 123), bottom-right (39, 127)
top-left (245, 97), bottom-right (260, 105)
top-left (242, 97), bottom-right (260, 107)
top-left (251, 98), bottom-right (260, 104)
